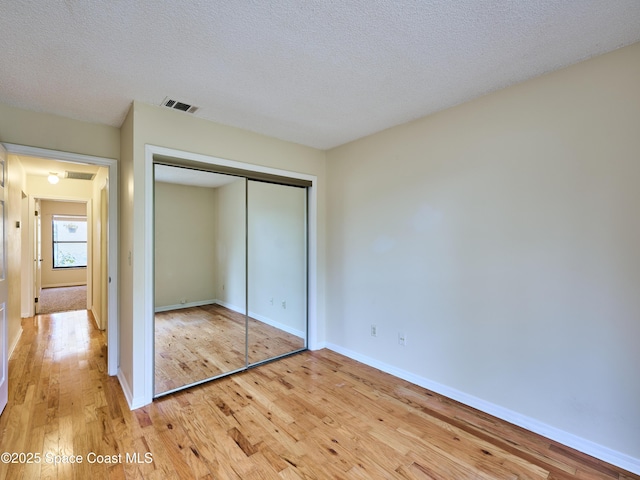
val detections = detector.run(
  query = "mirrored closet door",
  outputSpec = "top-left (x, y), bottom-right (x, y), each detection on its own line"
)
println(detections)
top-left (247, 180), bottom-right (307, 366)
top-left (153, 163), bottom-right (308, 397)
top-left (153, 165), bottom-right (247, 395)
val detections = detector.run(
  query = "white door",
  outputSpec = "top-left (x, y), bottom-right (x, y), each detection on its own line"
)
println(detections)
top-left (34, 199), bottom-right (42, 314)
top-left (0, 143), bottom-right (8, 413)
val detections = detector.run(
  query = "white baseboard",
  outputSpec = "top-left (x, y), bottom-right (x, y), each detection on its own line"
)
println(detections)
top-left (154, 299), bottom-right (217, 313)
top-left (8, 327), bottom-right (23, 359)
top-left (248, 310), bottom-right (305, 338)
top-left (325, 342), bottom-right (640, 476)
top-left (42, 282), bottom-right (87, 288)
top-left (309, 340), bottom-right (327, 351)
top-left (117, 369), bottom-right (147, 410)
top-left (214, 299), bottom-right (243, 314)
top-left (215, 300), bottom-right (305, 338)
top-left (90, 306), bottom-right (105, 330)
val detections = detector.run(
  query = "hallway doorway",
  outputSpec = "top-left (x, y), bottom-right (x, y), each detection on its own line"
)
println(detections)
top-left (4, 143), bottom-right (119, 376)
top-left (34, 199), bottom-right (89, 315)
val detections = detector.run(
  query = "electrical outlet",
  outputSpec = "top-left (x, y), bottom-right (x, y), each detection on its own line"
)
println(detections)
top-left (398, 332), bottom-right (406, 346)
top-left (282, 301), bottom-right (286, 309)
top-left (270, 298), bottom-right (274, 305)
top-left (180, 298), bottom-right (187, 305)
top-left (371, 325), bottom-right (377, 337)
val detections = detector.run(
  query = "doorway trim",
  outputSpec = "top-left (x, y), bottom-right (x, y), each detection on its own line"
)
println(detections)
top-left (144, 144), bottom-right (318, 404)
top-left (2, 143), bottom-right (119, 376)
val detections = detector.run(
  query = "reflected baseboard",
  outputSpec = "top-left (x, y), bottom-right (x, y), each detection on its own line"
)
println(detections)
top-left (215, 300), bottom-right (305, 339)
top-left (247, 309), bottom-right (305, 339)
top-left (155, 299), bottom-right (217, 313)
top-left (154, 299), bottom-right (306, 339)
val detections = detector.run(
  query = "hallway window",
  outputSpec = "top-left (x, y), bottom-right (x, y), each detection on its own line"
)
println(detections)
top-left (52, 215), bottom-right (88, 268)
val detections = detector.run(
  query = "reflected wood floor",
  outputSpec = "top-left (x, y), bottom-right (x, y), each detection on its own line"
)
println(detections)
top-left (154, 304), bottom-right (305, 394)
top-left (1, 311), bottom-right (638, 479)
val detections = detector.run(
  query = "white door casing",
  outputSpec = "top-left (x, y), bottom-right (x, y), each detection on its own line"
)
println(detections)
top-left (100, 185), bottom-right (108, 330)
top-left (34, 199), bottom-right (42, 314)
top-left (0, 143), bottom-right (8, 414)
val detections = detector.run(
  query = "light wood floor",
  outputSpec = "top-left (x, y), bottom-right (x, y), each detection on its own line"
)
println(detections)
top-left (154, 304), bottom-right (305, 394)
top-left (1, 311), bottom-right (638, 479)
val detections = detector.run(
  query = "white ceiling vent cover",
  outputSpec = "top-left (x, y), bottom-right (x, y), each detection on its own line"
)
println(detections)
top-left (65, 171), bottom-right (95, 180)
top-left (161, 97), bottom-right (199, 114)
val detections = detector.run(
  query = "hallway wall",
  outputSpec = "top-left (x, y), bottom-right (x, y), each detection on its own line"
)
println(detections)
top-left (5, 156), bottom-right (26, 356)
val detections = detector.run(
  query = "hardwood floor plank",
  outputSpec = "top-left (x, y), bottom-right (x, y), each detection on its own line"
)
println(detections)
top-left (403, 449), bottom-right (488, 480)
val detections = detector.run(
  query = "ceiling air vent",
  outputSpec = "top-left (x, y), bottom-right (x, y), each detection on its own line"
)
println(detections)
top-left (65, 171), bottom-right (95, 181)
top-left (161, 97), bottom-right (199, 114)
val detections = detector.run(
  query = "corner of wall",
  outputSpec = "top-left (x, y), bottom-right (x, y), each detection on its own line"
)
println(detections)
top-left (117, 368), bottom-right (148, 410)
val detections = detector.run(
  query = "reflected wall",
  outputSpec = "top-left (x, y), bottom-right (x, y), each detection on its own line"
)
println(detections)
top-left (248, 181), bottom-right (307, 365)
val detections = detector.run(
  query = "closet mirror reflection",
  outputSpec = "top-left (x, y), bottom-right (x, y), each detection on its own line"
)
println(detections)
top-left (154, 163), bottom-right (308, 397)
top-left (247, 180), bottom-right (307, 366)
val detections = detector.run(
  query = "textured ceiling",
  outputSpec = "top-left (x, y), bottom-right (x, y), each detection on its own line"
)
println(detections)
top-left (1, 1), bottom-right (639, 150)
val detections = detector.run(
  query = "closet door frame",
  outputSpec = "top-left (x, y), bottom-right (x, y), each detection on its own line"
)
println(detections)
top-left (144, 145), bottom-right (318, 403)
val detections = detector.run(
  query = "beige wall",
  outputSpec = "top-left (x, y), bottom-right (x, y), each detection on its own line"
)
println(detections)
top-left (154, 182), bottom-right (218, 308)
top-left (40, 200), bottom-right (87, 288)
top-left (119, 106), bottom-right (134, 398)
top-left (248, 181), bottom-right (307, 336)
top-left (6, 155), bottom-right (27, 356)
top-left (0, 103), bottom-right (119, 159)
top-left (91, 167), bottom-right (109, 329)
top-left (213, 179), bottom-right (246, 310)
top-left (326, 42), bottom-right (640, 460)
top-left (20, 174), bottom-right (30, 317)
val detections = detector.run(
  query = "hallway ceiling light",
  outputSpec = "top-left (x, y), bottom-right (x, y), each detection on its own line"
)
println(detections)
top-left (48, 172), bottom-right (59, 184)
